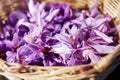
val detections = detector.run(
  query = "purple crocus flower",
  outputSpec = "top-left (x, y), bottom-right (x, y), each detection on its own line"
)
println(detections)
top-left (16, 44), bottom-right (43, 65)
top-left (45, 2), bottom-right (72, 22)
top-left (0, 0), bottom-right (118, 66)
top-left (5, 33), bottom-right (27, 62)
top-left (2, 10), bottom-right (28, 40)
top-left (6, 44), bottom-right (41, 65)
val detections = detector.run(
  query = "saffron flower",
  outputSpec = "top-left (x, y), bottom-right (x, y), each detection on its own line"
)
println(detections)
top-left (0, 0), bottom-right (118, 66)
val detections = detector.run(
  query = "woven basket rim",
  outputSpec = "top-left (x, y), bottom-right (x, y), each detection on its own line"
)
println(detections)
top-left (0, 0), bottom-right (120, 80)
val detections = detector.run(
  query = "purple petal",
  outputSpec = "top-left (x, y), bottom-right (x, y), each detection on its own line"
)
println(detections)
top-left (12, 33), bottom-right (19, 46)
top-left (55, 34), bottom-right (70, 46)
top-left (85, 17), bottom-right (95, 26)
top-left (6, 51), bottom-right (17, 63)
top-left (89, 0), bottom-right (99, 17)
top-left (4, 40), bottom-right (15, 50)
top-left (94, 30), bottom-right (113, 43)
top-left (52, 43), bottom-right (72, 54)
top-left (88, 50), bottom-right (100, 63)
top-left (92, 44), bottom-right (115, 53)
top-left (95, 16), bottom-right (111, 27)
top-left (9, 11), bottom-right (28, 25)
top-left (45, 9), bottom-right (60, 22)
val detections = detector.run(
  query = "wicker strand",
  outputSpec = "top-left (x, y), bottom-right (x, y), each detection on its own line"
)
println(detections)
top-left (103, 0), bottom-right (120, 24)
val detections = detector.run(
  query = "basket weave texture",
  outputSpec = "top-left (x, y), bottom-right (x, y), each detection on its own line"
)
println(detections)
top-left (0, 0), bottom-right (120, 80)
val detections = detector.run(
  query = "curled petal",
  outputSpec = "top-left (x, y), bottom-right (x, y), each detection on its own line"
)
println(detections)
top-left (92, 45), bottom-right (115, 53)
top-left (94, 30), bottom-right (113, 43)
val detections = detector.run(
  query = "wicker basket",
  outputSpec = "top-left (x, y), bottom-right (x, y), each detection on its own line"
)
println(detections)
top-left (0, 0), bottom-right (120, 80)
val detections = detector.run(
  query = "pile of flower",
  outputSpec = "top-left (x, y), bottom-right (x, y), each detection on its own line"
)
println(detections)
top-left (0, 0), bottom-right (118, 66)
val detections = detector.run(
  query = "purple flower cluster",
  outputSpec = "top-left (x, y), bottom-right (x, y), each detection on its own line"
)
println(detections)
top-left (0, 0), bottom-right (118, 66)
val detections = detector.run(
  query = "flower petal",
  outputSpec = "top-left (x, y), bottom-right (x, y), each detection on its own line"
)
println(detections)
top-left (92, 44), bottom-right (115, 53)
top-left (95, 30), bottom-right (113, 43)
